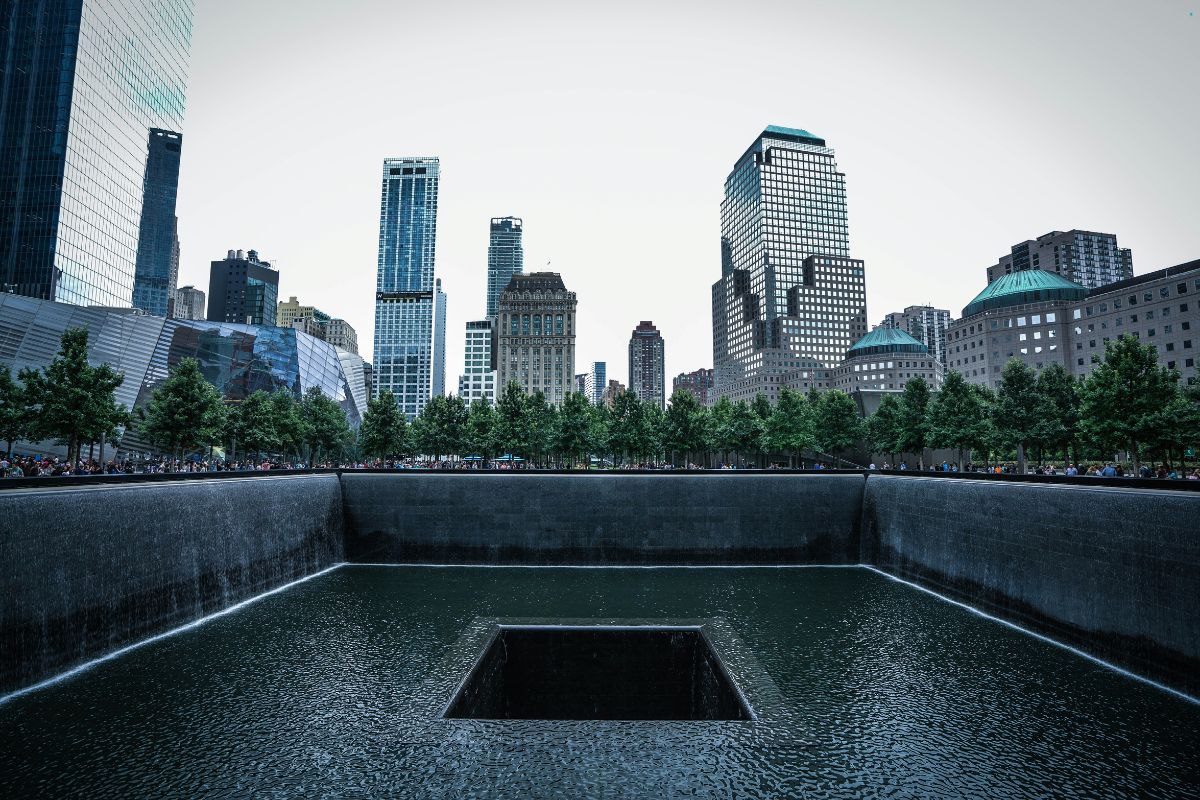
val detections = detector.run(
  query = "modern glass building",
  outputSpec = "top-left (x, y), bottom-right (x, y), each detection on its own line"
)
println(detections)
top-left (583, 361), bottom-right (606, 405)
top-left (0, 293), bottom-right (370, 454)
top-left (373, 157), bottom-right (444, 418)
top-left (711, 126), bottom-right (868, 404)
top-left (132, 130), bottom-right (183, 316)
top-left (0, 0), bottom-right (193, 307)
top-left (486, 217), bottom-right (524, 318)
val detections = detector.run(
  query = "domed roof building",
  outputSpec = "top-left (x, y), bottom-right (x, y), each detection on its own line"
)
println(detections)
top-left (831, 327), bottom-right (943, 414)
top-left (961, 270), bottom-right (1087, 318)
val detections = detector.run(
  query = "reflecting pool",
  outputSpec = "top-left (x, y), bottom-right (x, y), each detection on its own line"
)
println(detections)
top-left (1, 566), bottom-right (1197, 798)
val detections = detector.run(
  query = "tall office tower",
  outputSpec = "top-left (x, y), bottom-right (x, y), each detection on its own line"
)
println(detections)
top-left (0, 1), bottom-right (193, 306)
top-left (486, 217), bottom-right (524, 317)
top-left (458, 320), bottom-right (497, 404)
top-left (673, 368), bottom-right (715, 406)
top-left (574, 374), bottom-right (587, 394)
top-left (433, 278), bottom-right (447, 398)
top-left (985, 230), bottom-right (1133, 290)
top-left (583, 362), bottom-right (607, 405)
top-left (880, 305), bottom-right (951, 368)
top-left (495, 273), bottom-right (576, 405)
top-left (131, 130), bottom-right (183, 316)
top-left (373, 157), bottom-right (443, 418)
top-left (711, 126), bottom-right (867, 404)
top-left (628, 321), bottom-right (665, 409)
top-left (207, 249), bottom-right (279, 326)
top-left (172, 285), bottom-right (206, 320)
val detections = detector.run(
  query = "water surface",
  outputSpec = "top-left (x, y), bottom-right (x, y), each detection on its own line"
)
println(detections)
top-left (1, 566), bottom-right (1197, 798)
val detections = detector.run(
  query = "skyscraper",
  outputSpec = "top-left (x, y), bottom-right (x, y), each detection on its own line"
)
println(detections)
top-left (495, 273), bottom-right (576, 405)
top-left (458, 320), bottom-right (497, 404)
top-left (131, 130), bottom-right (183, 316)
top-left (0, 1), bottom-right (193, 307)
top-left (985, 230), bottom-right (1133, 290)
top-left (880, 305), bottom-right (951, 368)
top-left (583, 362), bottom-right (607, 405)
top-left (172, 285), bottom-right (206, 320)
top-left (673, 368), bottom-right (715, 406)
top-left (207, 249), bottom-right (278, 326)
top-left (486, 217), bottom-right (524, 317)
top-left (373, 157), bottom-right (445, 418)
top-left (628, 321), bottom-right (665, 409)
top-left (711, 126), bottom-right (867, 404)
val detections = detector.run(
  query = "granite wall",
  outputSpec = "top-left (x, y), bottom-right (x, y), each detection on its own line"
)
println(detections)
top-left (861, 475), bottom-right (1200, 696)
top-left (341, 473), bottom-right (865, 565)
top-left (0, 475), bottom-right (344, 695)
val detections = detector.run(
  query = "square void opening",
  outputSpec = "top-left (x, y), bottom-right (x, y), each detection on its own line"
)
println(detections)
top-left (444, 625), bottom-right (752, 721)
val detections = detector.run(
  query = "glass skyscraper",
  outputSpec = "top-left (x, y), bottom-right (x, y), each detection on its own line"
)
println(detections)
top-left (486, 217), bottom-right (524, 317)
top-left (0, 0), bottom-right (193, 307)
top-left (132, 129), bottom-right (183, 316)
top-left (711, 126), bottom-right (868, 403)
top-left (373, 157), bottom-right (446, 418)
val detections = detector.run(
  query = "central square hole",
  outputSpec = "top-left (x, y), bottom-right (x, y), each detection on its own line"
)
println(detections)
top-left (444, 625), bottom-right (753, 721)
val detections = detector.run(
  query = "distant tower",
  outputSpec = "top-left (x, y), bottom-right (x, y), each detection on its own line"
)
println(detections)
top-left (373, 157), bottom-right (444, 418)
top-left (628, 321), bottom-right (665, 409)
top-left (495, 273), bottom-right (576, 405)
top-left (486, 218), bottom-right (524, 318)
top-left (207, 249), bottom-right (279, 326)
top-left (132, 129), bottom-right (183, 316)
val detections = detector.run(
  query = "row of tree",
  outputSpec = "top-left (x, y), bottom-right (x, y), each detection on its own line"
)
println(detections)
top-left (2, 329), bottom-right (1197, 470)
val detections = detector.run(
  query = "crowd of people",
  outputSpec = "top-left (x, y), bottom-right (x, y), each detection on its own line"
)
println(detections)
top-left (3, 454), bottom-right (1200, 479)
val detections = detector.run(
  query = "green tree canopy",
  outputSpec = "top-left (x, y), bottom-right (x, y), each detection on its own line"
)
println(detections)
top-left (0, 365), bottom-right (32, 459)
top-left (764, 387), bottom-right (813, 467)
top-left (1032, 363), bottom-right (1079, 462)
top-left (414, 394), bottom-right (469, 459)
top-left (729, 399), bottom-right (765, 467)
top-left (464, 398), bottom-right (498, 462)
top-left (22, 328), bottom-right (127, 463)
top-left (358, 389), bottom-right (412, 460)
top-left (271, 390), bottom-right (307, 460)
top-left (230, 390), bottom-right (277, 461)
top-left (865, 393), bottom-right (903, 461)
top-left (895, 377), bottom-right (931, 467)
top-left (995, 359), bottom-right (1042, 473)
top-left (138, 357), bottom-right (227, 457)
top-left (300, 386), bottom-right (351, 463)
top-left (663, 388), bottom-right (710, 466)
top-left (1078, 334), bottom-right (1181, 470)
top-left (494, 381), bottom-right (532, 459)
top-left (928, 371), bottom-right (992, 467)
top-left (554, 392), bottom-right (594, 466)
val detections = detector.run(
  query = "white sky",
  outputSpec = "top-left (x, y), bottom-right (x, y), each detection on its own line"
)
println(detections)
top-left (176, 0), bottom-right (1200, 388)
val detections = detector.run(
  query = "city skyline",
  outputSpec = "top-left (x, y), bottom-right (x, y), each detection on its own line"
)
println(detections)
top-left (145, 1), bottom-right (1198, 393)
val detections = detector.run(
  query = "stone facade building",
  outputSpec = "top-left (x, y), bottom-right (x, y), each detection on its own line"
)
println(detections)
top-left (495, 273), bottom-right (576, 404)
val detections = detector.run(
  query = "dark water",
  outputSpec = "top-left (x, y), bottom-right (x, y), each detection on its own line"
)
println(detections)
top-left (1, 566), bottom-right (1197, 798)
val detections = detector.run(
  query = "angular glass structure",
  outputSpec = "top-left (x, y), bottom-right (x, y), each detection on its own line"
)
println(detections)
top-left (373, 157), bottom-right (444, 418)
top-left (486, 217), bottom-right (523, 318)
top-left (132, 130), bottom-right (183, 316)
top-left (0, 0), bottom-right (193, 307)
top-left (0, 294), bottom-right (369, 453)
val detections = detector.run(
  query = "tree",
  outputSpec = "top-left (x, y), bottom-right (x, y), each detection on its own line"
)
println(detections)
top-left (300, 386), bottom-right (351, 464)
top-left (927, 371), bottom-right (991, 468)
top-left (0, 365), bottom-right (31, 458)
top-left (764, 387), bottom-right (813, 467)
top-left (524, 391), bottom-right (554, 467)
top-left (642, 401), bottom-right (666, 465)
top-left (995, 359), bottom-right (1045, 473)
top-left (358, 389), bottom-right (412, 461)
top-left (271, 390), bottom-right (307, 461)
top-left (610, 389), bottom-right (650, 466)
top-left (1032, 364), bottom-right (1079, 465)
top-left (709, 395), bottom-right (737, 465)
top-left (812, 389), bottom-right (863, 464)
top-left (494, 381), bottom-right (531, 460)
top-left (751, 393), bottom-right (773, 423)
top-left (729, 400), bottom-right (764, 468)
top-left (138, 358), bottom-right (227, 459)
top-left (663, 388), bottom-right (709, 467)
top-left (1078, 334), bottom-right (1181, 471)
top-left (865, 393), bottom-right (903, 464)
top-left (231, 390), bottom-right (277, 461)
top-left (414, 394), bottom-right (468, 460)
top-left (22, 328), bottom-right (126, 464)
top-left (895, 377), bottom-right (931, 468)
top-left (554, 392), bottom-right (593, 467)
top-left (464, 398), bottom-right (498, 464)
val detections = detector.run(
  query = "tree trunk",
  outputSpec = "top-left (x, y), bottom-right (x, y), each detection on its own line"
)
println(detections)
top-left (1130, 439), bottom-right (1140, 472)
top-left (1016, 443), bottom-right (1027, 474)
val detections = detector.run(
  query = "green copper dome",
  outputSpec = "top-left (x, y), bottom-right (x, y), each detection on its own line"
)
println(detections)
top-left (963, 270), bottom-right (1087, 318)
top-left (846, 327), bottom-right (928, 359)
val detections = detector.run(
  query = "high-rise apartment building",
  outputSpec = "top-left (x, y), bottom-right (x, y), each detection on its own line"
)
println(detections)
top-left (711, 126), bottom-right (868, 404)
top-left (880, 305), bottom-right (951, 368)
top-left (583, 362), bottom-right (607, 405)
top-left (486, 217), bottom-right (524, 317)
top-left (495, 273), bottom-right (576, 404)
top-left (131, 130), bottom-right (183, 316)
top-left (458, 320), bottom-right (497, 404)
top-left (0, 0), bottom-right (193, 307)
top-left (986, 230), bottom-right (1133, 290)
top-left (601, 379), bottom-right (625, 408)
top-left (628, 321), bottom-right (665, 409)
top-left (373, 157), bottom-right (446, 418)
top-left (172, 286), bottom-right (206, 320)
top-left (208, 250), bottom-right (278, 326)
top-left (673, 368), bottom-right (715, 406)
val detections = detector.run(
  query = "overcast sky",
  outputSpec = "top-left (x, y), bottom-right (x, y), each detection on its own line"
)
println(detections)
top-left (176, 0), bottom-right (1200, 389)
